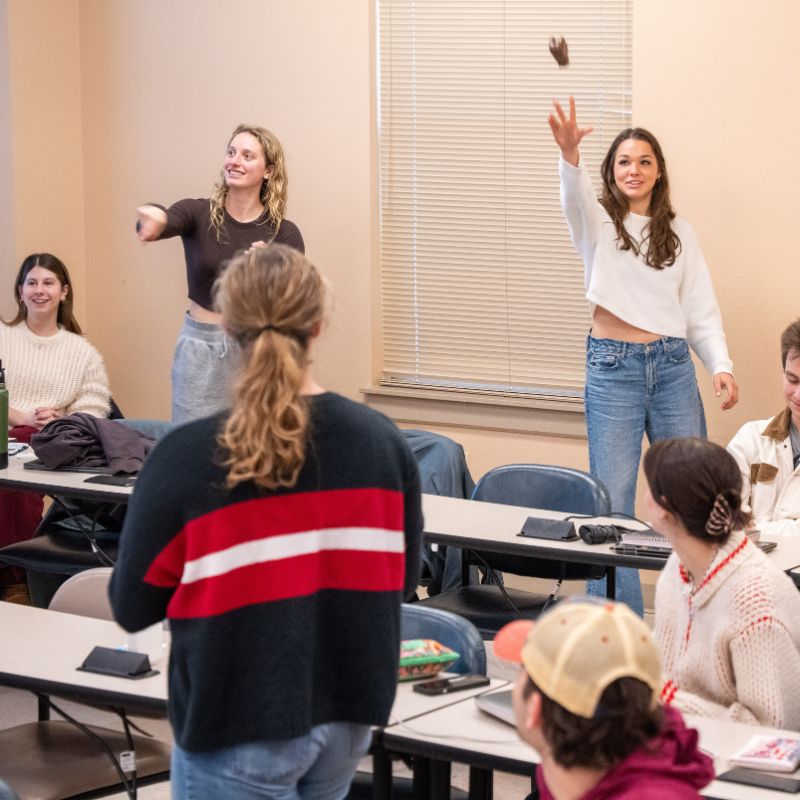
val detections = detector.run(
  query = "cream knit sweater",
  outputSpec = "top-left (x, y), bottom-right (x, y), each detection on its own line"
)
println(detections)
top-left (655, 529), bottom-right (800, 728)
top-left (0, 322), bottom-right (110, 420)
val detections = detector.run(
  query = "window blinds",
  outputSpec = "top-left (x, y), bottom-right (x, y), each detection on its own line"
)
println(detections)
top-left (378, 0), bottom-right (632, 397)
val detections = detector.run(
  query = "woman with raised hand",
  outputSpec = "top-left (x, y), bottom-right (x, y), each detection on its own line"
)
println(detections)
top-left (110, 244), bottom-right (422, 800)
top-left (548, 97), bottom-right (737, 614)
top-left (135, 124), bottom-right (304, 423)
top-left (0, 253), bottom-right (110, 601)
top-left (646, 437), bottom-right (800, 728)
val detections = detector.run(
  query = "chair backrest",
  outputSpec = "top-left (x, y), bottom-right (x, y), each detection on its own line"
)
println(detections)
top-left (401, 603), bottom-right (486, 675)
top-left (48, 567), bottom-right (114, 620)
top-left (469, 464), bottom-right (611, 578)
top-left (0, 779), bottom-right (20, 800)
top-left (472, 463), bottom-right (610, 515)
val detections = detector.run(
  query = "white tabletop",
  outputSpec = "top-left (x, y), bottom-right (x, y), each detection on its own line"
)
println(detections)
top-left (422, 494), bottom-right (800, 574)
top-left (381, 685), bottom-right (800, 799)
top-left (0, 452), bottom-right (134, 502)
top-left (389, 678), bottom-right (510, 725)
top-left (0, 603), bottom-right (166, 713)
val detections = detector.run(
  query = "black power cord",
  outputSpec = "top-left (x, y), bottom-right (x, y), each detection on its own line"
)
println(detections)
top-left (466, 550), bottom-right (565, 618)
top-left (50, 496), bottom-right (116, 566)
top-left (37, 694), bottom-right (139, 799)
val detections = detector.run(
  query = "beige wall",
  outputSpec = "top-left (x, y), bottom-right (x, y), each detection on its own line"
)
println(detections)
top-left (2, 0), bottom-right (797, 489)
top-left (0, 0), bottom-right (86, 322)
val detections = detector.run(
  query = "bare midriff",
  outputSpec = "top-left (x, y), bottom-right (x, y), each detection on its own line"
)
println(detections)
top-left (591, 305), bottom-right (661, 343)
top-left (189, 300), bottom-right (222, 325)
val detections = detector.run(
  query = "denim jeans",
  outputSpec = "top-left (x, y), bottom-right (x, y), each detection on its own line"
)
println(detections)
top-left (584, 335), bottom-right (707, 614)
top-left (171, 722), bottom-right (372, 800)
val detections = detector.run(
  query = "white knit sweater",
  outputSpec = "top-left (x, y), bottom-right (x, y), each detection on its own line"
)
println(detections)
top-left (0, 322), bottom-right (110, 420)
top-left (560, 157), bottom-right (733, 375)
top-left (654, 529), bottom-right (800, 728)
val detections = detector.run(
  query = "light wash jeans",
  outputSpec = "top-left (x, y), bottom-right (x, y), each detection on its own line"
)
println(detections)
top-left (170, 722), bottom-right (372, 800)
top-left (584, 335), bottom-right (707, 615)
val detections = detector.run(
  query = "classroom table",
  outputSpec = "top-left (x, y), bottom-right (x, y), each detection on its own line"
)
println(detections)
top-left (0, 451), bottom-right (134, 504)
top-left (422, 493), bottom-right (800, 575)
top-left (379, 685), bottom-right (800, 800)
top-left (0, 602), bottom-right (166, 715)
top-left (3, 455), bottom-right (800, 580)
top-left (0, 602), bottom-right (510, 799)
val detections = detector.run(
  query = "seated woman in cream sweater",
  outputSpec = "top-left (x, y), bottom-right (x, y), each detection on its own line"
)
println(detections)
top-left (2, 253), bottom-right (109, 429)
top-left (0, 253), bottom-right (110, 602)
top-left (647, 437), bottom-right (800, 729)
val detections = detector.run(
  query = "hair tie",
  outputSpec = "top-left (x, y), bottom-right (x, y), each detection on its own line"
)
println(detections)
top-left (705, 493), bottom-right (734, 537)
top-left (255, 324), bottom-right (308, 347)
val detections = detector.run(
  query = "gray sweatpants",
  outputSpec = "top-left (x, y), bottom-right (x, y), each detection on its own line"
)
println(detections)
top-left (171, 313), bottom-right (241, 424)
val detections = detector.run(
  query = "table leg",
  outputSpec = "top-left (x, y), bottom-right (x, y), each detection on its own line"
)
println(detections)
top-left (372, 745), bottom-right (393, 800)
top-left (605, 566), bottom-right (616, 600)
top-left (468, 766), bottom-right (493, 800)
top-left (413, 756), bottom-right (431, 800)
top-left (430, 759), bottom-right (451, 800)
top-left (38, 693), bottom-right (50, 721)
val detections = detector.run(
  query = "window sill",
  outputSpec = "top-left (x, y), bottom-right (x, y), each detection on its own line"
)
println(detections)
top-left (361, 385), bottom-right (586, 438)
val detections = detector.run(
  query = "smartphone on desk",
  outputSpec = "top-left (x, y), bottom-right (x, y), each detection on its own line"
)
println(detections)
top-left (716, 768), bottom-right (800, 793)
top-left (412, 675), bottom-right (490, 695)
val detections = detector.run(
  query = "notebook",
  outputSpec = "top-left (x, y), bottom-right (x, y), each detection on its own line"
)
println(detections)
top-left (612, 530), bottom-right (776, 559)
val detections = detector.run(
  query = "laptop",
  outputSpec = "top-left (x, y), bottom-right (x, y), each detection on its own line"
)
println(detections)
top-left (474, 688), bottom-right (515, 726)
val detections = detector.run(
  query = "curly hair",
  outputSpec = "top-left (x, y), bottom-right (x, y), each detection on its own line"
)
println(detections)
top-left (600, 127), bottom-right (681, 270)
top-left (643, 438), bottom-right (751, 543)
top-left (780, 318), bottom-right (800, 368)
top-left (209, 124), bottom-right (288, 243)
top-left (525, 675), bottom-right (663, 771)
top-left (213, 245), bottom-right (326, 490)
top-left (8, 253), bottom-right (83, 334)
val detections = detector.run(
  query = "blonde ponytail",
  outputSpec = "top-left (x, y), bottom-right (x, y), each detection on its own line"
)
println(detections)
top-left (214, 245), bottom-right (325, 490)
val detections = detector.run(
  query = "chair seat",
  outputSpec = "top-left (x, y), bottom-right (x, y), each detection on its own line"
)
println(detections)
top-left (0, 533), bottom-right (117, 575)
top-left (0, 721), bottom-right (170, 800)
top-left (419, 585), bottom-right (553, 638)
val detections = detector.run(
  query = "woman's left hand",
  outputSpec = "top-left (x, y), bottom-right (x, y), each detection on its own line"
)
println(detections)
top-left (33, 406), bottom-right (62, 427)
top-left (713, 373), bottom-right (738, 410)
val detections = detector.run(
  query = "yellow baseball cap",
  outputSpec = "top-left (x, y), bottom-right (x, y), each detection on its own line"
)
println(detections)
top-left (494, 599), bottom-right (661, 719)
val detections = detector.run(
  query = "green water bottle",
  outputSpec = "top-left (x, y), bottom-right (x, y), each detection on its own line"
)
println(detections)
top-left (0, 360), bottom-right (8, 469)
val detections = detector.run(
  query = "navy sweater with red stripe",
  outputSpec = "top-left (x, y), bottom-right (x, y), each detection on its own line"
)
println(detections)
top-left (109, 393), bottom-right (423, 752)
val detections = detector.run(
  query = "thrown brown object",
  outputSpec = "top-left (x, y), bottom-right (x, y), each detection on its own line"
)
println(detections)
top-left (549, 37), bottom-right (569, 66)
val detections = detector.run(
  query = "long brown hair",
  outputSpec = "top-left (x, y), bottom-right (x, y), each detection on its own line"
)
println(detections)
top-left (214, 245), bottom-right (326, 490)
top-left (600, 128), bottom-right (680, 270)
top-left (209, 124), bottom-right (288, 243)
top-left (8, 253), bottom-right (83, 334)
top-left (643, 438), bottom-right (751, 543)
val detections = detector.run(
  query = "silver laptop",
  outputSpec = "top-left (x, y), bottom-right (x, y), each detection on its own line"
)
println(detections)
top-left (474, 688), bottom-right (515, 726)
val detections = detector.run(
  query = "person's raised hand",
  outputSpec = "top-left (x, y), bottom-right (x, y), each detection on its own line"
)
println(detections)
top-left (547, 96), bottom-right (593, 166)
top-left (713, 372), bottom-right (739, 411)
top-left (135, 205), bottom-right (168, 243)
